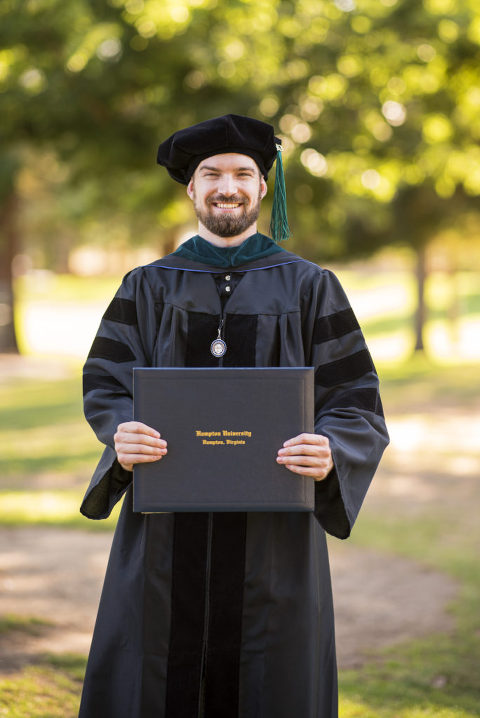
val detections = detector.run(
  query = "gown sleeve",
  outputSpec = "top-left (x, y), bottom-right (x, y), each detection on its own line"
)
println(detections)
top-left (303, 268), bottom-right (390, 538)
top-left (80, 268), bottom-right (160, 519)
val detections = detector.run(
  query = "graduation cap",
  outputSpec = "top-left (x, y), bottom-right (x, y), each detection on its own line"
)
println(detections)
top-left (156, 114), bottom-right (291, 242)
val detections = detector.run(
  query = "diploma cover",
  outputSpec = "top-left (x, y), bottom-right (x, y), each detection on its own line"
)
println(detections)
top-left (133, 367), bottom-right (314, 512)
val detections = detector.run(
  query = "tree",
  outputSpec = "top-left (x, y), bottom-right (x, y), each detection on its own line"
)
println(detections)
top-left (270, 0), bottom-right (480, 348)
top-left (1, 0), bottom-right (479, 352)
top-left (0, 0), bottom-right (286, 350)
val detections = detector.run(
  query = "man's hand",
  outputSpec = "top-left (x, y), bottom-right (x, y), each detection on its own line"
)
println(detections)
top-left (114, 421), bottom-right (167, 472)
top-left (276, 433), bottom-right (333, 481)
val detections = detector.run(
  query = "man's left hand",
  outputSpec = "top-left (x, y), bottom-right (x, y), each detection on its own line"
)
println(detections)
top-left (276, 433), bottom-right (334, 481)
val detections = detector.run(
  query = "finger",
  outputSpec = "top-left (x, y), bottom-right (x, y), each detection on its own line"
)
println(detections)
top-left (117, 453), bottom-right (165, 467)
top-left (283, 433), bottom-right (329, 448)
top-left (116, 442), bottom-right (167, 457)
top-left (278, 444), bottom-right (330, 458)
top-left (284, 463), bottom-right (330, 480)
top-left (117, 421), bottom-right (161, 438)
top-left (116, 433), bottom-right (167, 449)
top-left (277, 455), bottom-right (331, 469)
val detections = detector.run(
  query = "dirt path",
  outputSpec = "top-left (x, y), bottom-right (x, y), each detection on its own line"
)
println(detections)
top-left (0, 526), bottom-right (457, 674)
top-left (0, 355), bottom-right (468, 675)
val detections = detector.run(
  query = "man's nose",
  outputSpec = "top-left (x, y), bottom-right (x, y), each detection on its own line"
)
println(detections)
top-left (218, 174), bottom-right (238, 196)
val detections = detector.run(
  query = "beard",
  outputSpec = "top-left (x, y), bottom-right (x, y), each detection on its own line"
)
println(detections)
top-left (193, 189), bottom-right (262, 238)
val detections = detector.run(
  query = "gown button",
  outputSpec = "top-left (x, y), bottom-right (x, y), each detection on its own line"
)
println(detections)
top-left (225, 274), bottom-right (231, 281)
top-left (225, 285), bottom-right (231, 292)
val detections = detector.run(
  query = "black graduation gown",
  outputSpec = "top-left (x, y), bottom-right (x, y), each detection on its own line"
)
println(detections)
top-left (78, 247), bottom-right (389, 718)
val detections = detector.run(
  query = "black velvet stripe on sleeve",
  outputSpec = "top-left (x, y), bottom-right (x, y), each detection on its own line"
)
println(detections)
top-left (313, 308), bottom-right (360, 344)
top-left (315, 349), bottom-right (374, 388)
top-left (103, 297), bottom-right (137, 325)
top-left (82, 373), bottom-right (128, 397)
top-left (87, 336), bottom-right (136, 363)
top-left (320, 387), bottom-right (384, 417)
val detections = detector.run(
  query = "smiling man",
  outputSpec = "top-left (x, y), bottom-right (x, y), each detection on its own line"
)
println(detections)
top-left (188, 153), bottom-right (266, 240)
top-left (79, 114), bottom-right (389, 718)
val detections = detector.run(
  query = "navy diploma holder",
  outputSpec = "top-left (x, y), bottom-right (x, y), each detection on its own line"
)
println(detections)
top-left (133, 367), bottom-right (314, 512)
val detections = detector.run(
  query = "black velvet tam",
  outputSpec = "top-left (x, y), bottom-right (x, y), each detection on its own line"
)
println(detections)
top-left (156, 114), bottom-right (280, 184)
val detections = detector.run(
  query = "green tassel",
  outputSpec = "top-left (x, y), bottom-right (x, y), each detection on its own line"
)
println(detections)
top-left (269, 146), bottom-right (292, 243)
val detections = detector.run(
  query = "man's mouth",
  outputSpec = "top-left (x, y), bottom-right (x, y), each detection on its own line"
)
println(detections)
top-left (208, 196), bottom-right (246, 210)
top-left (213, 202), bottom-right (243, 209)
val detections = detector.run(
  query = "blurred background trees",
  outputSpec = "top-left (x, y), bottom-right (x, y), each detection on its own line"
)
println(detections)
top-left (1, 0), bottom-right (479, 353)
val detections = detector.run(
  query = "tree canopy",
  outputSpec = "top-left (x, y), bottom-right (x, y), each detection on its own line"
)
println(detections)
top-left (1, 0), bottom-right (479, 349)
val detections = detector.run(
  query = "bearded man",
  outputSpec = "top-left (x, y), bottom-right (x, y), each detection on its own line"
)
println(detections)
top-left (78, 114), bottom-right (388, 718)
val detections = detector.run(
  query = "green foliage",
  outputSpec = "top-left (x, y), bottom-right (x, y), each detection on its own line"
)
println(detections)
top-left (1, 0), bottom-right (479, 260)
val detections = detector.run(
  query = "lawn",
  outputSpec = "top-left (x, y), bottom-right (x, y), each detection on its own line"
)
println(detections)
top-left (0, 268), bottom-right (479, 717)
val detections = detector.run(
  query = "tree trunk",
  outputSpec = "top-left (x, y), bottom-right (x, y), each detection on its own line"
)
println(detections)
top-left (414, 244), bottom-right (427, 353)
top-left (0, 193), bottom-right (20, 353)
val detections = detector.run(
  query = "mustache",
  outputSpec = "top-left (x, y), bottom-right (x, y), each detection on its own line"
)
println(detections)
top-left (207, 194), bottom-right (246, 205)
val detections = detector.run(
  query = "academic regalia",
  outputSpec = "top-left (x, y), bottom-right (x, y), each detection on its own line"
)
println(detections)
top-left (78, 233), bottom-right (389, 718)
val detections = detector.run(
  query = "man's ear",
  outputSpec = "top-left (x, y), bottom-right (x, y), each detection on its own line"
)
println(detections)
top-left (187, 179), bottom-right (194, 200)
top-left (260, 176), bottom-right (267, 199)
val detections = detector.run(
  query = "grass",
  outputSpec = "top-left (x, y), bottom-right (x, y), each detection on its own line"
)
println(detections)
top-left (0, 654), bottom-right (86, 718)
top-left (337, 509), bottom-right (480, 717)
top-left (1, 269), bottom-right (479, 716)
top-left (334, 354), bottom-right (480, 717)
top-left (0, 613), bottom-right (86, 718)
top-left (0, 374), bottom-right (119, 528)
top-left (1, 361), bottom-right (479, 718)
top-left (15, 273), bottom-right (121, 304)
top-left (0, 490), bottom-right (119, 530)
top-left (377, 354), bottom-right (480, 409)
top-left (0, 615), bottom-right (53, 637)
top-left (0, 377), bottom-right (99, 479)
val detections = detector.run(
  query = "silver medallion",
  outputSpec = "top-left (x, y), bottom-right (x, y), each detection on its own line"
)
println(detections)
top-left (210, 338), bottom-right (227, 358)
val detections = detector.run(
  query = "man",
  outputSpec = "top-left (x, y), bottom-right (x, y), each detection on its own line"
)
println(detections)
top-left (79, 114), bottom-right (389, 718)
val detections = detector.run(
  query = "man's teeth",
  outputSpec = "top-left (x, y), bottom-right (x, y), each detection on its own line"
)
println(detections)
top-left (214, 203), bottom-right (241, 208)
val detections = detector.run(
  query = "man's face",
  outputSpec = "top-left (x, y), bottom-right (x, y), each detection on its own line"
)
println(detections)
top-left (187, 153), bottom-right (267, 238)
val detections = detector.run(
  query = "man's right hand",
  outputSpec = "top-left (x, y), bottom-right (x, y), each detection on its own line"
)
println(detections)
top-left (114, 421), bottom-right (167, 472)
